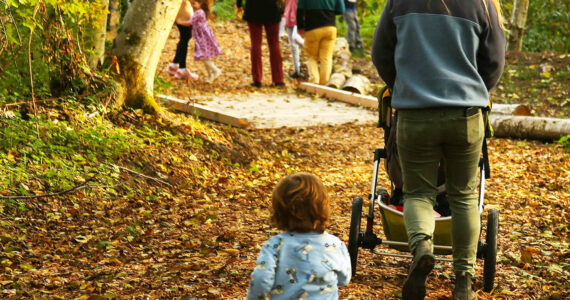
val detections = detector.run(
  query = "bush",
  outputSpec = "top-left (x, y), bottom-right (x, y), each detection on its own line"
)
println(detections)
top-left (0, 0), bottom-right (107, 102)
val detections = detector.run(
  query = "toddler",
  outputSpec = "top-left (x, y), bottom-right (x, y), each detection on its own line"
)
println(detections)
top-left (189, 0), bottom-right (222, 83)
top-left (247, 172), bottom-right (351, 299)
top-left (165, 0), bottom-right (200, 80)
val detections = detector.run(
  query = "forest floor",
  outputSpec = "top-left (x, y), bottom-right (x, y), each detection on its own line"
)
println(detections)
top-left (0, 19), bottom-right (569, 299)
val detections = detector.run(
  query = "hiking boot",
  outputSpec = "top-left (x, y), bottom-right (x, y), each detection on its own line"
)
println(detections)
top-left (250, 81), bottom-right (262, 88)
top-left (402, 237), bottom-right (435, 300)
top-left (453, 272), bottom-right (476, 300)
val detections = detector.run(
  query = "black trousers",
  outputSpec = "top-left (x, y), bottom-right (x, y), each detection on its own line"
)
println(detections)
top-left (173, 24), bottom-right (192, 68)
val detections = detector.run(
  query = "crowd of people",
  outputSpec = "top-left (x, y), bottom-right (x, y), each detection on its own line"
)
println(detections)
top-left (166, 0), bottom-right (363, 87)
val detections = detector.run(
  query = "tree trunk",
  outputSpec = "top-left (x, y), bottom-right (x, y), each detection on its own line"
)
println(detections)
top-left (332, 37), bottom-right (352, 78)
top-left (491, 103), bottom-right (532, 116)
top-left (490, 115), bottom-right (570, 140)
top-left (342, 74), bottom-right (371, 95)
top-left (326, 73), bottom-right (346, 89)
top-left (507, 0), bottom-right (529, 51)
top-left (112, 0), bottom-right (182, 114)
top-left (89, 0), bottom-right (110, 69)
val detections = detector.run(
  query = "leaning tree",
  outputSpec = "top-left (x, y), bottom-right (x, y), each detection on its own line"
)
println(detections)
top-left (112, 0), bottom-right (182, 114)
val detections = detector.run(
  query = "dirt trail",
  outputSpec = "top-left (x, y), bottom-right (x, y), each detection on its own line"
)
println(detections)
top-left (154, 20), bottom-right (569, 299)
top-left (191, 92), bottom-right (377, 128)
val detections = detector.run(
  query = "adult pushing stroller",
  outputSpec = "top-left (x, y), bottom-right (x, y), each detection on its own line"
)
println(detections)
top-left (347, 87), bottom-right (499, 292)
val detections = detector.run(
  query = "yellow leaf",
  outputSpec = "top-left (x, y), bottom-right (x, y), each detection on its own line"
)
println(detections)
top-left (74, 235), bottom-right (91, 244)
top-left (541, 71), bottom-right (551, 78)
top-left (20, 263), bottom-right (35, 270)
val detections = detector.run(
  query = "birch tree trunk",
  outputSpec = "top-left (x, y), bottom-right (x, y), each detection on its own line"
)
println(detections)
top-left (507, 0), bottom-right (530, 51)
top-left (490, 115), bottom-right (570, 140)
top-left (112, 0), bottom-right (182, 114)
top-left (491, 103), bottom-right (532, 116)
top-left (88, 0), bottom-right (109, 69)
top-left (342, 74), bottom-right (371, 95)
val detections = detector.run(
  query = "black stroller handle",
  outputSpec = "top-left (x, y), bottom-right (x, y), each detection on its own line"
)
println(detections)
top-left (482, 138), bottom-right (491, 179)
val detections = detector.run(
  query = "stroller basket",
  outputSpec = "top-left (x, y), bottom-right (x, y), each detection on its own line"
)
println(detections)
top-left (377, 198), bottom-right (452, 254)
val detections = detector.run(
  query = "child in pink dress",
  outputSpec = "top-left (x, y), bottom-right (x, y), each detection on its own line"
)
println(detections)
top-left (189, 0), bottom-right (223, 83)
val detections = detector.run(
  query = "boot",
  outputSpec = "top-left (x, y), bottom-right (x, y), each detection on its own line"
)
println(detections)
top-left (402, 237), bottom-right (435, 300)
top-left (453, 271), bottom-right (476, 300)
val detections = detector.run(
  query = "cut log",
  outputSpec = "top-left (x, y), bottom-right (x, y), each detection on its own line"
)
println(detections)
top-left (490, 115), bottom-right (570, 140)
top-left (342, 74), bottom-right (371, 95)
top-left (491, 104), bottom-right (532, 116)
top-left (156, 94), bottom-right (250, 128)
top-left (332, 37), bottom-right (352, 77)
top-left (326, 73), bottom-right (346, 89)
top-left (300, 82), bottom-right (377, 108)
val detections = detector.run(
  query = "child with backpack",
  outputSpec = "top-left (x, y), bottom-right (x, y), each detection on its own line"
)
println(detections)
top-left (189, 0), bottom-right (222, 83)
top-left (247, 172), bottom-right (351, 299)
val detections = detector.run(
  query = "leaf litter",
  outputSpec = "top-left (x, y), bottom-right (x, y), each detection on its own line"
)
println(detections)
top-left (0, 19), bottom-right (568, 299)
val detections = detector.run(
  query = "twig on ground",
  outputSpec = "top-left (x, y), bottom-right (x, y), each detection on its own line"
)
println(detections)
top-left (110, 163), bottom-right (172, 187)
top-left (0, 179), bottom-right (95, 200)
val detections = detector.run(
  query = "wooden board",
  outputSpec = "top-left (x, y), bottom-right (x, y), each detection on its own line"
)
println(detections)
top-left (156, 94), bottom-right (251, 128)
top-left (300, 82), bottom-right (378, 109)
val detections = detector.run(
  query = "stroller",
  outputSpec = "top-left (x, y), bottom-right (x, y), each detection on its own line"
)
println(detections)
top-left (347, 88), bottom-right (499, 292)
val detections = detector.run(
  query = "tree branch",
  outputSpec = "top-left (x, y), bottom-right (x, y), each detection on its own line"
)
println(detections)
top-left (0, 179), bottom-right (95, 200)
top-left (110, 163), bottom-right (172, 187)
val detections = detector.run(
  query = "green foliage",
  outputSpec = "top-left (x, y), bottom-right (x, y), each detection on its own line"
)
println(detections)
top-left (558, 135), bottom-right (570, 150)
top-left (523, 0), bottom-right (569, 52)
top-left (337, 0), bottom-right (386, 49)
top-left (353, 0), bottom-right (569, 53)
top-left (212, 0), bottom-right (237, 21)
top-left (0, 0), bottom-right (108, 101)
top-left (0, 101), bottom-right (141, 200)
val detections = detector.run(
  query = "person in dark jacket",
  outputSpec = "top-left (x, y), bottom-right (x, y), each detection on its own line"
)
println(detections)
top-left (297, 0), bottom-right (344, 85)
top-left (236, 0), bottom-right (284, 87)
top-left (371, 0), bottom-right (505, 299)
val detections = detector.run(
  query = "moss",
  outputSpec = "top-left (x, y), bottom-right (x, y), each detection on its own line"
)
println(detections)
top-left (114, 54), bottom-right (161, 115)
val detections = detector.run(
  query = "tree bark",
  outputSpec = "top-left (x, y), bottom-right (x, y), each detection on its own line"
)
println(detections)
top-left (112, 0), bottom-right (182, 114)
top-left (332, 37), bottom-right (352, 78)
top-left (342, 74), bottom-right (371, 95)
top-left (491, 103), bottom-right (532, 116)
top-left (507, 0), bottom-right (529, 51)
top-left (490, 115), bottom-right (570, 140)
top-left (326, 73), bottom-right (346, 89)
top-left (89, 0), bottom-right (110, 69)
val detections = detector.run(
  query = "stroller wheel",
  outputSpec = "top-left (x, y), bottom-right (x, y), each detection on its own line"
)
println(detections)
top-left (348, 197), bottom-right (363, 276)
top-left (483, 208), bottom-right (499, 292)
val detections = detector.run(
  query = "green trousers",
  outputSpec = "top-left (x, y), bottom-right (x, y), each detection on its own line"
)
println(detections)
top-left (397, 107), bottom-right (484, 275)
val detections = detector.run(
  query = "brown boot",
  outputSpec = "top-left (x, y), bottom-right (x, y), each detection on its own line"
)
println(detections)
top-left (402, 237), bottom-right (435, 300)
top-left (453, 271), bottom-right (477, 300)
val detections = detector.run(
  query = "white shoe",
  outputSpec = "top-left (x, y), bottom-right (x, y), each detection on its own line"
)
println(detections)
top-left (207, 67), bottom-right (222, 83)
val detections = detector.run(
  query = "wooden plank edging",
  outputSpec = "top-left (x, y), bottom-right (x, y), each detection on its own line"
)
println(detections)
top-left (299, 82), bottom-right (378, 109)
top-left (156, 94), bottom-right (250, 128)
